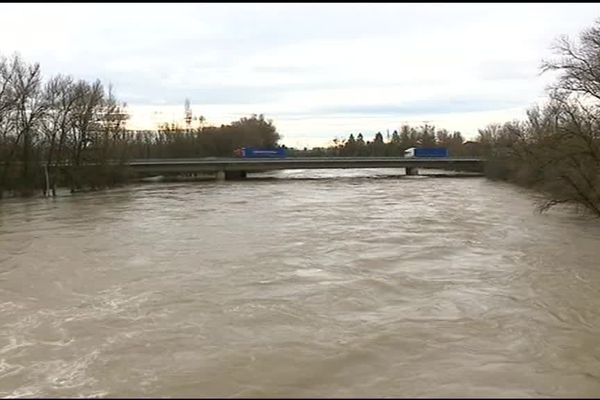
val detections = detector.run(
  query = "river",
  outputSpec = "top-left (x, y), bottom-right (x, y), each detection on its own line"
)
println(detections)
top-left (1, 169), bottom-right (600, 397)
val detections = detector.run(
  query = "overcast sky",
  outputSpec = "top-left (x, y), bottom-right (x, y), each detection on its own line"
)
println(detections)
top-left (1, 3), bottom-right (599, 147)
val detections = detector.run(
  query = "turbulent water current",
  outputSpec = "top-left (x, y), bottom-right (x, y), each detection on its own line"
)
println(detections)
top-left (1, 169), bottom-right (600, 397)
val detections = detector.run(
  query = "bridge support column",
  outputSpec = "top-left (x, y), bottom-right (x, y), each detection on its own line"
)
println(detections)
top-left (225, 171), bottom-right (247, 180)
top-left (406, 167), bottom-right (419, 176)
top-left (215, 170), bottom-right (247, 181)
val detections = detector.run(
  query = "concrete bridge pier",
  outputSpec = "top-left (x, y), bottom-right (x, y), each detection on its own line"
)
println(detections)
top-left (406, 167), bottom-right (419, 176)
top-left (215, 170), bottom-right (247, 181)
top-left (226, 170), bottom-right (247, 180)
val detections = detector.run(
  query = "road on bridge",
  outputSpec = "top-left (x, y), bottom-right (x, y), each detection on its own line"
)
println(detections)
top-left (125, 156), bottom-right (485, 177)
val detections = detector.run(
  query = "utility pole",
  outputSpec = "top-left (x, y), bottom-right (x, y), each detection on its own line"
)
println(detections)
top-left (184, 98), bottom-right (192, 132)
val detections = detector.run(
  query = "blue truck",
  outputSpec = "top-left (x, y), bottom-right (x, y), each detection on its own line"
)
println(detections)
top-left (404, 147), bottom-right (448, 157)
top-left (234, 147), bottom-right (287, 158)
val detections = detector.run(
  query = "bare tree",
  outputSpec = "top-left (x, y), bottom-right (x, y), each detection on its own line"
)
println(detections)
top-left (0, 55), bottom-right (46, 196)
top-left (530, 20), bottom-right (600, 216)
top-left (542, 20), bottom-right (600, 102)
top-left (41, 74), bottom-right (78, 196)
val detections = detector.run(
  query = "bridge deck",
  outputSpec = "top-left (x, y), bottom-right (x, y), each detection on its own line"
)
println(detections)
top-left (126, 157), bottom-right (484, 174)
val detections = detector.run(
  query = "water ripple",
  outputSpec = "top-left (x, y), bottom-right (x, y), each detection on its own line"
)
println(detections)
top-left (1, 171), bottom-right (600, 397)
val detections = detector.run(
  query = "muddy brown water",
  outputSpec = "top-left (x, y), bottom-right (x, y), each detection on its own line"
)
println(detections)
top-left (1, 169), bottom-right (600, 397)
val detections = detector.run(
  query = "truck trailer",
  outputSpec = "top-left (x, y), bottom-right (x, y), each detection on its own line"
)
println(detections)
top-left (234, 147), bottom-right (287, 158)
top-left (404, 147), bottom-right (448, 157)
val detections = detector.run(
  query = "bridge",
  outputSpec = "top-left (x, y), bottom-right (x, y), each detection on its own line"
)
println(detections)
top-left (126, 157), bottom-right (484, 180)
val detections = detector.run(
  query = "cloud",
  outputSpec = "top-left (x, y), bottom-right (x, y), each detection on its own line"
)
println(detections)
top-left (303, 98), bottom-right (526, 117)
